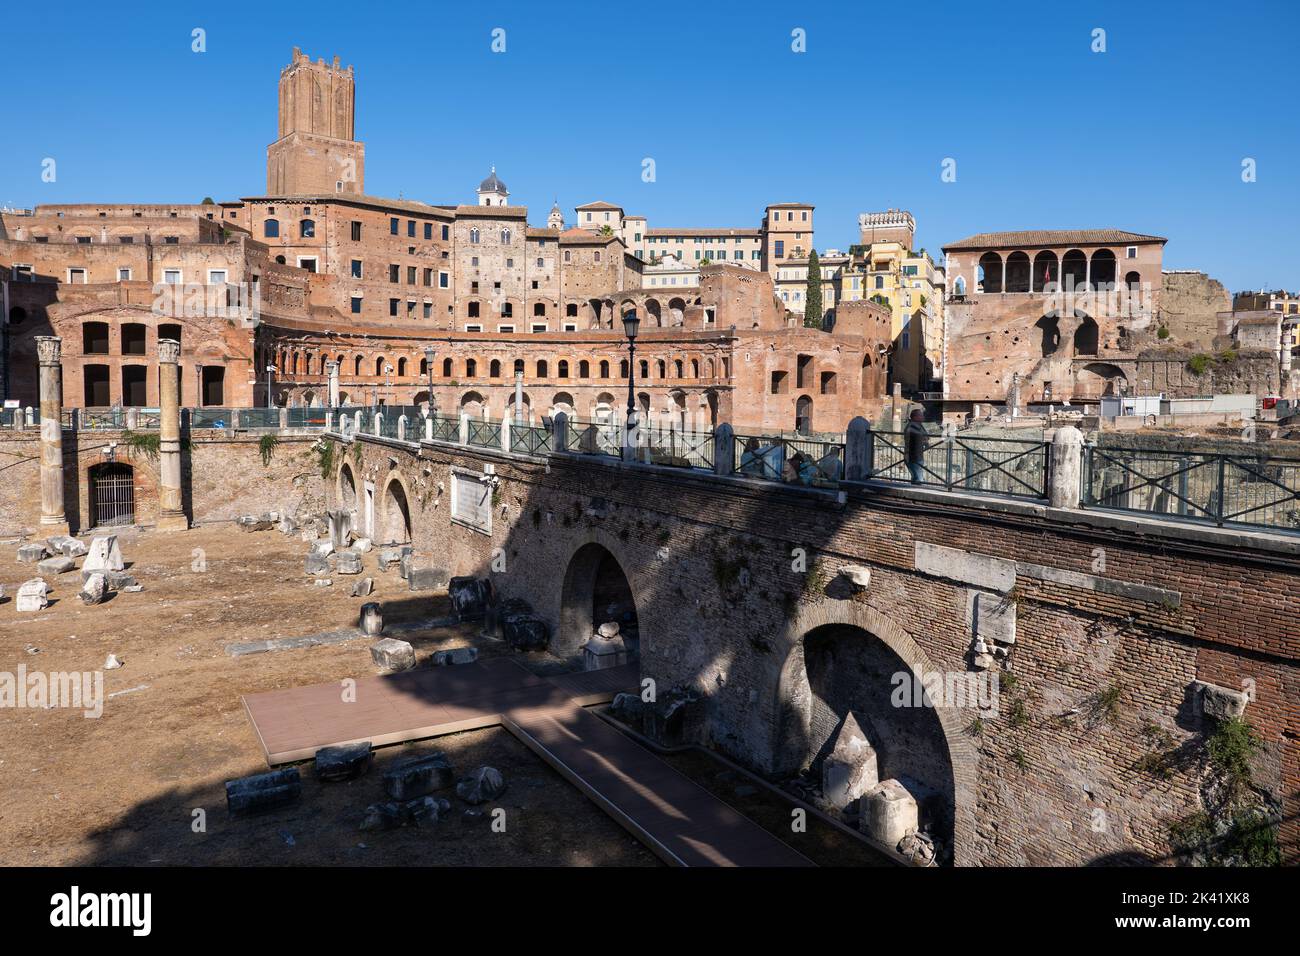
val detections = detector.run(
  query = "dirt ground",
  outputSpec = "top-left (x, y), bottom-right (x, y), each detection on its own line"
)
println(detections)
top-left (0, 523), bottom-right (658, 866)
top-left (0, 522), bottom-right (889, 867)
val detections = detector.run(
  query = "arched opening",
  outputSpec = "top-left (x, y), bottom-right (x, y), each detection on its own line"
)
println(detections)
top-left (88, 462), bottom-right (135, 528)
top-left (558, 542), bottom-right (639, 659)
top-left (645, 299), bottom-right (662, 326)
top-left (339, 462), bottom-right (358, 511)
top-left (1073, 315), bottom-right (1099, 356)
top-left (1125, 270), bottom-right (1141, 292)
top-left (795, 395), bottom-right (813, 435)
top-left (668, 297), bottom-right (686, 325)
top-left (1061, 249), bottom-right (1087, 291)
top-left (1035, 314), bottom-right (1061, 356)
top-left (977, 252), bottom-right (1002, 293)
top-left (1080, 362), bottom-right (1127, 397)
top-left (1089, 249), bottom-right (1116, 290)
top-left (779, 622), bottom-right (957, 858)
top-left (460, 391), bottom-right (485, 417)
top-left (1004, 252), bottom-right (1030, 293)
top-left (381, 478), bottom-right (411, 545)
top-left (442, 357), bottom-right (453, 377)
top-left (1032, 251), bottom-right (1059, 292)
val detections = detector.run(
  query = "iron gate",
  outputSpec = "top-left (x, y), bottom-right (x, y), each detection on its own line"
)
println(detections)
top-left (90, 463), bottom-right (135, 527)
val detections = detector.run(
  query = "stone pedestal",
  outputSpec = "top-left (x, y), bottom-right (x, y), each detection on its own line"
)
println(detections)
top-left (821, 712), bottom-right (879, 810)
top-left (156, 339), bottom-right (188, 531)
top-left (861, 778), bottom-right (919, 847)
top-left (35, 337), bottom-right (68, 536)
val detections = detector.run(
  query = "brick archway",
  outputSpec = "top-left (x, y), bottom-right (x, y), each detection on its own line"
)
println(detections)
top-left (772, 602), bottom-right (979, 866)
top-left (378, 472), bottom-right (413, 545)
top-left (555, 527), bottom-right (648, 661)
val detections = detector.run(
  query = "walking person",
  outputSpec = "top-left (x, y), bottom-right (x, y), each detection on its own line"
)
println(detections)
top-left (903, 408), bottom-right (929, 484)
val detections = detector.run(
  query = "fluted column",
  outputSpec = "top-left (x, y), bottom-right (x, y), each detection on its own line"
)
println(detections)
top-left (35, 336), bottom-right (68, 534)
top-left (157, 338), bottom-right (187, 531)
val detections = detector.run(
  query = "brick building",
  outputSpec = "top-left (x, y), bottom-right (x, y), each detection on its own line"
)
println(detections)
top-left (0, 47), bottom-right (889, 434)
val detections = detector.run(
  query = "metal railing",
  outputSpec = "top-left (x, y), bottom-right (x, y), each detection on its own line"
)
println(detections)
top-left (190, 408), bottom-right (233, 429)
top-left (735, 435), bottom-right (844, 487)
top-left (641, 428), bottom-right (716, 470)
top-left (565, 419), bottom-right (622, 458)
top-left (466, 418), bottom-right (502, 449)
top-left (430, 415), bottom-right (459, 443)
top-left (1083, 445), bottom-right (1300, 530)
top-left (869, 428), bottom-right (1049, 499)
top-left (510, 423), bottom-right (555, 455)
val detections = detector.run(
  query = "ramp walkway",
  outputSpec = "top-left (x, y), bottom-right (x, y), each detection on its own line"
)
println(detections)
top-left (242, 659), bottom-right (811, 866)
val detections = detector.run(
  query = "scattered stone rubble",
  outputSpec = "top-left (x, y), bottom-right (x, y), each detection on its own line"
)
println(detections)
top-left (314, 741), bottom-right (373, 782)
top-left (383, 753), bottom-right (454, 800)
top-left (456, 766), bottom-right (507, 805)
top-left (370, 637), bottom-right (414, 671)
top-left (225, 768), bottom-right (302, 815)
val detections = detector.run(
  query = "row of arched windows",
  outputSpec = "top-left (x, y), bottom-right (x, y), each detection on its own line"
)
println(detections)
top-left (974, 249), bottom-right (1141, 294)
top-left (265, 347), bottom-right (730, 382)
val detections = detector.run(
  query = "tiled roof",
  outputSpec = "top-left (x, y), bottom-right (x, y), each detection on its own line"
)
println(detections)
top-left (560, 228), bottom-right (619, 245)
top-left (645, 228), bottom-right (760, 238)
top-left (943, 229), bottom-right (1167, 251)
top-left (452, 205), bottom-right (529, 218)
top-left (575, 201), bottom-right (623, 210)
top-left (242, 193), bottom-right (451, 216)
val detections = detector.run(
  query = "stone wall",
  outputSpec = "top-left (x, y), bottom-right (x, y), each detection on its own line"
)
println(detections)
top-left (326, 432), bottom-right (1299, 867)
top-left (1159, 270), bottom-right (1231, 348)
top-left (0, 430), bottom-right (327, 536)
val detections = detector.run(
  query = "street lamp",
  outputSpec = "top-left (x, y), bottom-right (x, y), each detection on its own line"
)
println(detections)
top-left (423, 346), bottom-right (436, 417)
top-left (265, 364), bottom-right (276, 409)
top-left (622, 309), bottom-right (640, 428)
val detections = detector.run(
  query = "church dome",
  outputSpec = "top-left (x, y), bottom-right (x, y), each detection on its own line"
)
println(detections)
top-left (478, 167), bottom-right (507, 193)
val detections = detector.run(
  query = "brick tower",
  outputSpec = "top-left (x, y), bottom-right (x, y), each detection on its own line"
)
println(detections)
top-left (266, 47), bottom-right (365, 196)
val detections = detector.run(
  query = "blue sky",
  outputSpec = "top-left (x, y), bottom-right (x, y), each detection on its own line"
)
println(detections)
top-left (4, 0), bottom-right (1296, 291)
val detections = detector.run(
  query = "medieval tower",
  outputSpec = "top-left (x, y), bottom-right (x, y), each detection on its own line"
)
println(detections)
top-left (266, 47), bottom-right (365, 195)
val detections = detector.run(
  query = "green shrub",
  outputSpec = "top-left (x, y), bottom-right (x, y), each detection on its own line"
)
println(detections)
top-left (1187, 353), bottom-right (1213, 375)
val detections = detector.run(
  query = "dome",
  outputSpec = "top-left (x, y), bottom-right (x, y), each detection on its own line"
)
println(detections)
top-left (478, 167), bottom-right (507, 194)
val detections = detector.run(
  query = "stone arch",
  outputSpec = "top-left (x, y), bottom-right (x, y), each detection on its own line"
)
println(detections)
top-left (1005, 252), bottom-right (1031, 293)
top-left (1032, 251), bottom-right (1059, 292)
top-left (773, 602), bottom-right (978, 866)
top-left (1073, 314), bottom-right (1099, 356)
top-left (379, 474), bottom-right (412, 545)
top-left (1090, 249), bottom-right (1116, 289)
top-left (338, 461), bottom-right (358, 511)
top-left (557, 529), bottom-right (645, 660)
top-left (977, 252), bottom-right (1002, 293)
top-left (1080, 361), bottom-right (1126, 396)
top-left (645, 299), bottom-right (662, 327)
top-left (1062, 249), bottom-right (1088, 291)
top-left (460, 390), bottom-right (486, 416)
top-left (668, 297), bottom-right (686, 325)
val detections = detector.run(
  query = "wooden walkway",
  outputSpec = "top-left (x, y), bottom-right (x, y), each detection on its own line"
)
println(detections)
top-left (241, 659), bottom-right (811, 867)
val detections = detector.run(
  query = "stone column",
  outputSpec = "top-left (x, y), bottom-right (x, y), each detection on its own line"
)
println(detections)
top-left (1048, 425), bottom-right (1083, 509)
top-left (325, 360), bottom-right (340, 408)
top-left (35, 336), bottom-right (68, 535)
top-left (157, 338), bottom-right (188, 531)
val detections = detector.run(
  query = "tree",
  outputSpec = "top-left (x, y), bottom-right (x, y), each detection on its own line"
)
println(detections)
top-left (598, 224), bottom-right (614, 237)
top-left (804, 250), bottom-right (822, 328)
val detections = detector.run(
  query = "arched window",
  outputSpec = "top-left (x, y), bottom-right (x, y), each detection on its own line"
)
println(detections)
top-left (490, 359), bottom-right (501, 378)
top-left (657, 360), bottom-right (666, 378)
top-left (397, 357), bottom-right (407, 377)
top-left (619, 359), bottom-right (628, 378)
top-left (691, 359), bottom-right (699, 378)
top-left (674, 359), bottom-right (684, 378)
top-left (374, 357), bottom-right (385, 376)
top-left (534, 302), bottom-right (546, 317)
top-left (501, 229), bottom-right (511, 243)
top-left (558, 360), bottom-right (569, 379)
top-left (354, 355), bottom-right (363, 376)
top-left (1090, 249), bottom-right (1117, 290)
top-left (578, 360), bottom-right (590, 378)
top-left (264, 218), bottom-right (280, 238)
top-left (1005, 252), bottom-right (1031, 293)
top-left (442, 357), bottom-right (453, 377)
top-left (1032, 251), bottom-right (1059, 292)
top-left (953, 275), bottom-right (967, 297)
top-left (795, 395), bottom-right (813, 435)
top-left (1125, 271), bottom-right (1141, 292)
top-left (566, 303), bottom-right (578, 317)
top-left (537, 359), bottom-right (548, 378)
top-left (1062, 249), bottom-right (1088, 290)
top-left (300, 219), bottom-right (315, 238)
top-left (466, 359), bottom-right (477, 378)
top-left (599, 360), bottom-right (610, 379)
top-left (640, 360), bottom-right (649, 379)
top-left (514, 359), bottom-right (525, 375)
top-left (977, 252), bottom-right (1003, 293)
top-left (470, 228), bottom-right (480, 244)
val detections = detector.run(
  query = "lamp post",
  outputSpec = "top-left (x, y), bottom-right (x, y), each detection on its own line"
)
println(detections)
top-left (622, 309), bottom-right (640, 429)
top-left (265, 364), bottom-right (276, 409)
top-left (423, 346), bottom-right (436, 417)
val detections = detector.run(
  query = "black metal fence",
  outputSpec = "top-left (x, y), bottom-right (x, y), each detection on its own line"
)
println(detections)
top-left (868, 428), bottom-right (1050, 499)
top-left (1083, 444), bottom-right (1300, 530)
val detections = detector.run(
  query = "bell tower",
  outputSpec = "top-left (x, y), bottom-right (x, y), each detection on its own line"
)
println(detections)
top-left (266, 47), bottom-right (366, 195)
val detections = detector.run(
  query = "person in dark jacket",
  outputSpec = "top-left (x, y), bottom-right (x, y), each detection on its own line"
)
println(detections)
top-left (903, 408), bottom-right (929, 483)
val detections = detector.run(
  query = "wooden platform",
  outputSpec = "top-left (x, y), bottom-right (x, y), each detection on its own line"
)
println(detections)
top-left (241, 659), bottom-right (812, 867)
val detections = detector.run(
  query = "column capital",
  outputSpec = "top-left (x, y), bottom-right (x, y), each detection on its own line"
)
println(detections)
top-left (158, 338), bottom-right (181, 364)
top-left (35, 336), bottom-right (62, 365)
